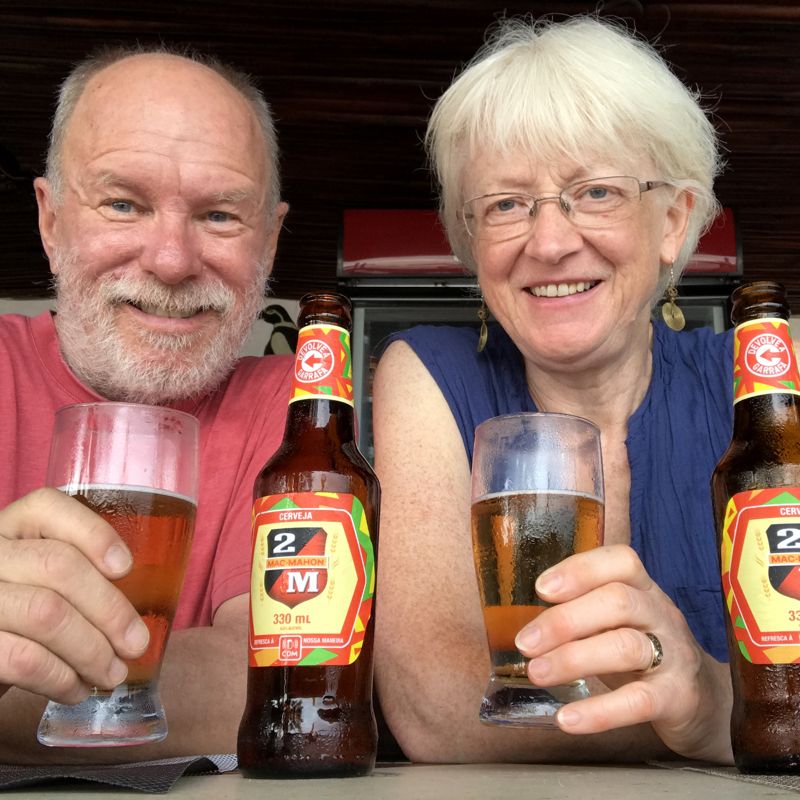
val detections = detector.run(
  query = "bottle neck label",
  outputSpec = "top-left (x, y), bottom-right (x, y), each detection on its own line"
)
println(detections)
top-left (733, 318), bottom-right (800, 404)
top-left (289, 323), bottom-right (353, 407)
top-left (247, 491), bottom-right (375, 667)
top-left (721, 488), bottom-right (800, 664)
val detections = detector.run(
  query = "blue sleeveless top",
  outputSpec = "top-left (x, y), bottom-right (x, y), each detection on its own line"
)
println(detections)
top-left (387, 321), bottom-right (734, 661)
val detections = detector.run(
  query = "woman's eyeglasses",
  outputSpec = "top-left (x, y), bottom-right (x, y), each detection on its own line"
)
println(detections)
top-left (462, 176), bottom-right (669, 241)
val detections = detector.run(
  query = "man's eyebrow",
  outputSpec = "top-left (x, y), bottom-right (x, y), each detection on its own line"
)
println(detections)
top-left (94, 171), bottom-right (139, 191)
top-left (210, 188), bottom-right (253, 204)
top-left (92, 174), bottom-right (258, 206)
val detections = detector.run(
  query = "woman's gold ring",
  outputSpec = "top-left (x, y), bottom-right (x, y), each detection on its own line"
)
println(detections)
top-left (644, 632), bottom-right (664, 672)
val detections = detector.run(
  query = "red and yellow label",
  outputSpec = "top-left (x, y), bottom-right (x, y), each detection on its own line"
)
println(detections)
top-left (733, 318), bottom-right (800, 403)
top-left (720, 488), bottom-right (800, 664)
top-left (248, 492), bottom-right (375, 667)
top-left (289, 324), bottom-right (353, 406)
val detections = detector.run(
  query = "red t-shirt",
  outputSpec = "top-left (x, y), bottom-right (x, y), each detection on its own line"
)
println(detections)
top-left (0, 312), bottom-right (293, 628)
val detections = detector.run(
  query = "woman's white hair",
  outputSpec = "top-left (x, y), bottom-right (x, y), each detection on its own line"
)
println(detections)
top-left (426, 15), bottom-right (724, 291)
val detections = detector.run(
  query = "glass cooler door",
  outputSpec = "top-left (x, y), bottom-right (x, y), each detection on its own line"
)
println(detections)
top-left (351, 297), bottom-right (481, 463)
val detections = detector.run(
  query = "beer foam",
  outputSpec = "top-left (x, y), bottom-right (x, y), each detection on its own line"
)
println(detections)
top-left (475, 488), bottom-right (604, 505)
top-left (59, 483), bottom-right (197, 507)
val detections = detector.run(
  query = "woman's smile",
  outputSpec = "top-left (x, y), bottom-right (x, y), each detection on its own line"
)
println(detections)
top-left (526, 280), bottom-right (600, 298)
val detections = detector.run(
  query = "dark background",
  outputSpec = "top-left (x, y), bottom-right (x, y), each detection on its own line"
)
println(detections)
top-left (1, 1), bottom-right (798, 304)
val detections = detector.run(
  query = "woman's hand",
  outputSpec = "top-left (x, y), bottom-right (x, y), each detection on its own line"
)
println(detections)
top-left (515, 544), bottom-right (733, 763)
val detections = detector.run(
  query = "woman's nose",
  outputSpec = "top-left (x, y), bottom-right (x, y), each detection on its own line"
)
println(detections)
top-left (523, 197), bottom-right (583, 262)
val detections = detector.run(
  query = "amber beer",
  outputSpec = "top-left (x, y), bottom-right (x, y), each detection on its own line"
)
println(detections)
top-left (37, 402), bottom-right (199, 748)
top-left (237, 292), bottom-right (380, 778)
top-left (72, 486), bottom-right (196, 684)
top-left (472, 490), bottom-right (603, 678)
top-left (471, 412), bottom-right (604, 724)
top-left (712, 280), bottom-right (800, 772)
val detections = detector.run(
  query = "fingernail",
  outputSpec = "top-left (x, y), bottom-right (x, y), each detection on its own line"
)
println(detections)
top-left (537, 569), bottom-right (562, 596)
top-left (109, 658), bottom-right (128, 685)
top-left (515, 626), bottom-right (541, 653)
top-left (66, 681), bottom-right (92, 705)
top-left (557, 708), bottom-right (581, 727)
top-left (125, 619), bottom-right (150, 652)
top-left (527, 657), bottom-right (550, 680)
top-left (104, 544), bottom-right (132, 574)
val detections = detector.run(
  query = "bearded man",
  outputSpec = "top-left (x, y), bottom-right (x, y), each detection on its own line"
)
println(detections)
top-left (0, 45), bottom-right (290, 762)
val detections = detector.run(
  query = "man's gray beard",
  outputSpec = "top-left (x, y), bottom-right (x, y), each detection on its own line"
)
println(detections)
top-left (52, 249), bottom-right (270, 405)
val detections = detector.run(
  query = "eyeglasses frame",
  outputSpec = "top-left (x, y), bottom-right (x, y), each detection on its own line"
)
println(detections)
top-left (461, 176), bottom-right (670, 239)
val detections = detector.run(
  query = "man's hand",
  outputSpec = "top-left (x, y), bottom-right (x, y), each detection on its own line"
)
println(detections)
top-left (0, 488), bottom-right (149, 704)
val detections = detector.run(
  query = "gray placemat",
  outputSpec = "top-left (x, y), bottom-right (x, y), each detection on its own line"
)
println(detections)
top-left (0, 753), bottom-right (237, 793)
top-left (651, 759), bottom-right (800, 793)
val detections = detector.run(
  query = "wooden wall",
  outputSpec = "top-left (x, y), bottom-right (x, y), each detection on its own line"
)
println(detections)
top-left (1, 1), bottom-right (798, 304)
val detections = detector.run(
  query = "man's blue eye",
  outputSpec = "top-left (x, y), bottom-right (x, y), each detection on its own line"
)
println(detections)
top-left (208, 211), bottom-right (231, 223)
top-left (586, 186), bottom-right (609, 200)
top-left (110, 200), bottom-right (133, 213)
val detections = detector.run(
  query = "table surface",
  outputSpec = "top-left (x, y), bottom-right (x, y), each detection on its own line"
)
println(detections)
top-left (7, 762), bottom-right (800, 799)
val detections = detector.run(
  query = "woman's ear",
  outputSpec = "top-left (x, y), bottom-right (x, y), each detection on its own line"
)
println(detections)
top-left (659, 189), bottom-right (695, 266)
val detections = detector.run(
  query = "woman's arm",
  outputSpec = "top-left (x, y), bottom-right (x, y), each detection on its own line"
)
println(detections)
top-left (373, 340), bottom-right (683, 763)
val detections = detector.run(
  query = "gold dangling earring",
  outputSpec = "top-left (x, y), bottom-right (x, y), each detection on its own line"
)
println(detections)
top-left (661, 263), bottom-right (685, 332)
top-left (477, 297), bottom-right (489, 353)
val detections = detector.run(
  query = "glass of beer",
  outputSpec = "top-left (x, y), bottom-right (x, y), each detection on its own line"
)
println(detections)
top-left (471, 412), bottom-right (604, 726)
top-left (37, 402), bottom-right (199, 747)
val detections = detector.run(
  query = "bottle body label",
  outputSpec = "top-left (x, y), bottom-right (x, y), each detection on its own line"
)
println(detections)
top-left (289, 323), bottom-right (353, 406)
top-left (248, 491), bottom-right (375, 667)
top-left (721, 488), bottom-right (800, 664)
top-left (734, 318), bottom-right (800, 404)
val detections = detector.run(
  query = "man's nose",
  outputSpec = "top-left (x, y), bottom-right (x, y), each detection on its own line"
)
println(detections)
top-left (143, 215), bottom-right (201, 284)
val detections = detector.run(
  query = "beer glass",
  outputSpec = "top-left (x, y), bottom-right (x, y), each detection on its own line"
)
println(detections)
top-left (37, 402), bottom-right (199, 747)
top-left (471, 412), bottom-right (604, 726)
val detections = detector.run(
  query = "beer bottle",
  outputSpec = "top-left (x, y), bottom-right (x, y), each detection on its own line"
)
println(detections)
top-left (237, 292), bottom-right (380, 778)
top-left (711, 280), bottom-right (800, 772)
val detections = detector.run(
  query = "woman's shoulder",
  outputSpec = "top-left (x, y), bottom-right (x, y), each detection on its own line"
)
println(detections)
top-left (653, 320), bottom-right (733, 369)
top-left (383, 322), bottom-right (518, 366)
top-left (381, 322), bottom-right (526, 397)
top-left (384, 323), bottom-right (482, 355)
top-left (648, 321), bottom-right (734, 433)
top-left (379, 323), bottom-right (529, 460)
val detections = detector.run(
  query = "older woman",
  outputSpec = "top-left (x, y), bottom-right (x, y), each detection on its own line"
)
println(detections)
top-left (373, 15), bottom-right (734, 764)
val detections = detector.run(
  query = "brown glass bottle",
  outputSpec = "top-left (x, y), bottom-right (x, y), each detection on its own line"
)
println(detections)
top-left (711, 280), bottom-right (800, 772)
top-left (237, 292), bottom-right (380, 778)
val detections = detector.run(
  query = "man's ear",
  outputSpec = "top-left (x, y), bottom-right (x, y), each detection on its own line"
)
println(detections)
top-left (34, 177), bottom-right (59, 273)
top-left (262, 201), bottom-right (289, 276)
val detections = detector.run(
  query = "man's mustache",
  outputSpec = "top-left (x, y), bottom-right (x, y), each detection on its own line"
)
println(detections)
top-left (99, 276), bottom-right (236, 317)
